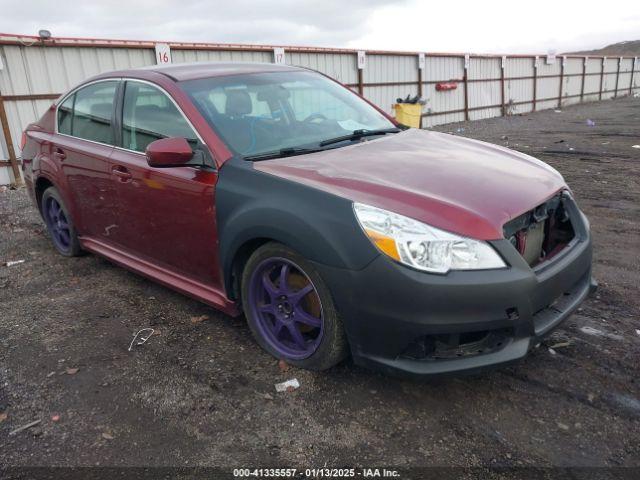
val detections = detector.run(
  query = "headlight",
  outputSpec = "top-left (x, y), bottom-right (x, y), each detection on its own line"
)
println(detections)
top-left (353, 203), bottom-right (506, 273)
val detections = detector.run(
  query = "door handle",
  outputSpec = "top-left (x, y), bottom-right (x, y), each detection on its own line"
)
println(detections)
top-left (111, 165), bottom-right (132, 181)
top-left (53, 147), bottom-right (66, 161)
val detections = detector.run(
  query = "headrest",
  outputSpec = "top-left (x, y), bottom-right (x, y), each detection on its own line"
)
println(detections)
top-left (225, 89), bottom-right (252, 116)
top-left (90, 103), bottom-right (113, 120)
top-left (134, 104), bottom-right (164, 117)
top-left (257, 86), bottom-right (290, 102)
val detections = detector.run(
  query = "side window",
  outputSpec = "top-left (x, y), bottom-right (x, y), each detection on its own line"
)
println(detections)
top-left (122, 82), bottom-right (198, 153)
top-left (57, 94), bottom-right (74, 135)
top-left (71, 82), bottom-right (118, 144)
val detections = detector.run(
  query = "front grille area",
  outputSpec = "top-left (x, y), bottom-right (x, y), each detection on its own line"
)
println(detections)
top-left (400, 328), bottom-right (513, 361)
top-left (503, 192), bottom-right (576, 267)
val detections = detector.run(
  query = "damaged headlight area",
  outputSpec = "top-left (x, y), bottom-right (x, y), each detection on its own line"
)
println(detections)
top-left (353, 203), bottom-right (506, 274)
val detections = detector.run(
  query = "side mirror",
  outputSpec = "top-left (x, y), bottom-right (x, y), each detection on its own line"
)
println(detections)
top-left (145, 137), bottom-right (194, 168)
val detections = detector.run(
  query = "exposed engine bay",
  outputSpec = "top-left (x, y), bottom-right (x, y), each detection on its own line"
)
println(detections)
top-left (503, 191), bottom-right (576, 267)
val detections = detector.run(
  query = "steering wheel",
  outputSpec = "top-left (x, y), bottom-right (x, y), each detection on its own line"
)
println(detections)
top-left (303, 113), bottom-right (329, 124)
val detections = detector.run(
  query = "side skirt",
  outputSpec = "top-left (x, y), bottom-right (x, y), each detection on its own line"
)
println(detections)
top-left (79, 236), bottom-right (240, 317)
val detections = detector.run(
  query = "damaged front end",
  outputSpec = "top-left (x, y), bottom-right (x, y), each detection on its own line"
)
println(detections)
top-left (503, 191), bottom-right (576, 268)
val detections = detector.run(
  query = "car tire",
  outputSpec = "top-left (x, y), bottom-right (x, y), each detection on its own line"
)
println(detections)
top-left (241, 242), bottom-right (348, 370)
top-left (41, 186), bottom-right (83, 257)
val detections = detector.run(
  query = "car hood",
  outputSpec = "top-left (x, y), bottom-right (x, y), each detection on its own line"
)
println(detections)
top-left (253, 129), bottom-right (566, 240)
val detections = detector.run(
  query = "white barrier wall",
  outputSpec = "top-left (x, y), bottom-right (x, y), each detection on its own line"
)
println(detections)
top-left (1, 34), bottom-right (639, 184)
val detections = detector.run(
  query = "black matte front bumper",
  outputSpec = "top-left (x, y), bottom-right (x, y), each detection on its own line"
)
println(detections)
top-left (314, 208), bottom-right (595, 377)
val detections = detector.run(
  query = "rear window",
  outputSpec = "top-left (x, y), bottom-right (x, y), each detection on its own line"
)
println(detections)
top-left (57, 81), bottom-right (118, 145)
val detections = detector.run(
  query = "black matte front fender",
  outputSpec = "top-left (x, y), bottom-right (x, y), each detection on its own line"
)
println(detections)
top-left (216, 158), bottom-right (379, 296)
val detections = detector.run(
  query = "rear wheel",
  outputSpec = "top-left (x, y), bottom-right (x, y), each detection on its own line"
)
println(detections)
top-left (241, 242), bottom-right (348, 370)
top-left (41, 187), bottom-right (82, 257)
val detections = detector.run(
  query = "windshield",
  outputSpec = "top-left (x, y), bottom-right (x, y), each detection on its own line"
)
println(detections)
top-left (180, 71), bottom-right (396, 159)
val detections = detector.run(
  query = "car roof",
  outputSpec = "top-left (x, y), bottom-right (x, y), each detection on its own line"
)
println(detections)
top-left (112, 61), bottom-right (306, 82)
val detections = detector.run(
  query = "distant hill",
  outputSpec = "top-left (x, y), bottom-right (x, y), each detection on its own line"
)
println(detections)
top-left (567, 40), bottom-right (640, 56)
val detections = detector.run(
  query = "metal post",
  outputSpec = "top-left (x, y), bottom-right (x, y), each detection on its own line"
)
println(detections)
top-left (463, 55), bottom-right (469, 121)
top-left (0, 93), bottom-right (22, 186)
top-left (630, 58), bottom-right (637, 95)
top-left (558, 57), bottom-right (565, 108)
top-left (599, 57), bottom-right (605, 100)
top-left (416, 67), bottom-right (423, 129)
top-left (357, 68), bottom-right (363, 96)
top-left (580, 57), bottom-right (587, 102)
top-left (500, 56), bottom-right (506, 116)
top-left (614, 57), bottom-right (621, 97)
top-left (532, 56), bottom-right (538, 112)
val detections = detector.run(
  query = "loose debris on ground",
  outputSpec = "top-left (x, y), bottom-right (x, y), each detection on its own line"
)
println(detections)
top-left (0, 97), bottom-right (638, 468)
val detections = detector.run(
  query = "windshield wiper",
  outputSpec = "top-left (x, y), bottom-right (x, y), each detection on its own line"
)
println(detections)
top-left (243, 127), bottom-right (402, 161)
top-left (318, 127), bottom-right (402, 147)
top-left (244, 147), bottom-right (325, 161)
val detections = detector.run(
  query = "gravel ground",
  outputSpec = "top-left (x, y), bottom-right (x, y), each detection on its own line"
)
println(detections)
top-left (0, 97), bottom-right (639, 472)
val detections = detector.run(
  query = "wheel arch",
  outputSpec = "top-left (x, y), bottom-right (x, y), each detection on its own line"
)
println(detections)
top-left (222, 210), bottom-right (358, 301)
top-left (34, 175), bottom-right (55, 212)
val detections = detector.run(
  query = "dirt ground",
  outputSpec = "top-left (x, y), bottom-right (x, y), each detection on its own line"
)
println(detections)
top-left (1, 97), bottom-right (639, 473)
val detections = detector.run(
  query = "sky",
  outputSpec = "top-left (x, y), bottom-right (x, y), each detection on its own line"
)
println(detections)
top-left (1, 0), bottom-right (639, 54)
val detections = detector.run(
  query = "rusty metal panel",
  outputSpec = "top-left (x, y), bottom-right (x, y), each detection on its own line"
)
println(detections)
top-left (467, 57), bottom-right (502, 120)
top-left (172, 48), bottom-right (271, 64)
top-left (422, 55), bottom-right (465, 126)
top-left (286, 52), bottom-right (357, 84)
top-left (469, 57), bottom-right (500, 79)
top-left (0, 45), bottom-right (29, 95)
top-left (536, 57), bottom-right (561, 110)
top-left (505, 57), bottom-right (533, 78)
top-left (559, 58), bottom-right (582, 106)
top-left (468, 80), bottom-right (501, 108)
top-left (504, 57), bottom-right (534, 114)
top-left (585, 57), bottom-right (600, 74)
top-left (364, 54), bottom-right (418, 83)
top-left (582, 57), bottom-right (601, 102)
top-left (422, 56), bottom-right (464, 123)
top-left (424, 55), bottom-right (464, 81)
top-left (617, 58), bottom-right (634, 94)
top-left (536, 58), bottom-right (561, 77)
top-left (564, 57), bottom-right (583, 75)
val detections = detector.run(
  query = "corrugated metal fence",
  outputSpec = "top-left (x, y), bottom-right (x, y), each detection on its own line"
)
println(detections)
top-left (1, 33), bottom-right (638, 184)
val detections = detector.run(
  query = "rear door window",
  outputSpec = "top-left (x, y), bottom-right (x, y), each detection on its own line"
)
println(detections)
top-left (57, 94), bottom-right (74, 135)
top-left (66, 81), bottom-right (118, 144)
top-left (121, 81), bottom-right (198, 153)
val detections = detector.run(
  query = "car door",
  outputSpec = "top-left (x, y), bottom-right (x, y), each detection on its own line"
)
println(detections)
top-left (54, 80), bottom-right (119, 238)
top-left (108, 79), bottom-right (222, 287)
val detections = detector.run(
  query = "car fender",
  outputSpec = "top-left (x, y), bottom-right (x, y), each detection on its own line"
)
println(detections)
top-left (216, 159), bottom-right (379, 294)
top-left (27, 131), bottom-right (76, 218)
top-left (33, 153), bottom-right (81, 221)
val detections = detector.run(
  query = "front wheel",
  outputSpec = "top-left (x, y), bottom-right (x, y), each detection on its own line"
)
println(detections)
top-left (241, 242), bottom-right (348, 370)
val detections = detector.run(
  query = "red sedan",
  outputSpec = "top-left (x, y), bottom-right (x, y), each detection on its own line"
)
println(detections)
top-left (21, 62), bottom-right (596, 376)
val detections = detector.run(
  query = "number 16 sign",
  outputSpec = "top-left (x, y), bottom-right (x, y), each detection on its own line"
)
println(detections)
top-left (155, 44), bottom-right (172, 65)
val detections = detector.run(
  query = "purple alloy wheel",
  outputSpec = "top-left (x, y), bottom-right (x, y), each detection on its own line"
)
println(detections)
top-left (248, 257), bottom-right (324, 360)
top-left (43, 197), bottom-right (71, 252)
